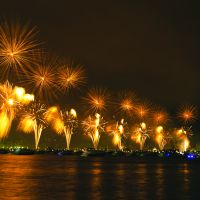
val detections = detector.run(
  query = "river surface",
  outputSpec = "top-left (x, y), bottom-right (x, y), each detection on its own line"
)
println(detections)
top-left (0, 155), bottom-right (199, 200)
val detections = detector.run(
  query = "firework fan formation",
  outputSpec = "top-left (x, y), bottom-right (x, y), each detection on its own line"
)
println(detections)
top-left (82, 113), bottom-right (106, 150)
top-left (18, 101), bottom-right (47, 149)
top-left (106, 119), bottom-right (127, 150)
top-left (45, 106), bottom-right (77, 150)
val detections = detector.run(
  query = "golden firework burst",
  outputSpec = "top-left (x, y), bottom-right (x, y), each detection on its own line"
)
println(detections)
top-left (178, 105), bottom-right (197, 122)
top-left (0, 21), bottom-right (39, 78)
top-left (57, 64), bottom-right (85, 91)
top-left (84, 87), bottom-right (110, 113)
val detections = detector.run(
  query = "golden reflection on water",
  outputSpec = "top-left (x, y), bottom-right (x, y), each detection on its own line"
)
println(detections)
top-left (0, 155), bottom-right (36, 200)
top-left (0, 155), bottom-right (195, 200)
top-left (89, 160), bottom-right (102, 200)
top-left (134, 163), bottom-right (148, 200)
top-left (181, 163), bottom-right (190, 195)
top-left (114, 163), bottom-right (126, 199)
top-left (155, 163), bottom-right (164, 199)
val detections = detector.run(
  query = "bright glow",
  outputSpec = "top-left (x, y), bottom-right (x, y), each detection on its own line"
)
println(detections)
top-left (82, 113), bottom-right (105, 150)
top-left (18, 102), bottom-right (47, 149)
top-left (70, 108), bottom-right (77, 118)
top-left (131, 122), bottom-right (150, 150)
top-left (0, 111), bottom-right (11, 139)
top-left (13, 87), bottom-right (25, 100)
top-left (155, 125), bottom-right (167, 150)
top-left (45, 106), bottom-right (78, 149)
top-left (23, 94), bottom-right (34, 103)
top-left (107, 118), bottom-right (125, 150)
top-left (7, 98), bottom-right (14, 106)
top-left (18, 117), bottom-right (34, 133)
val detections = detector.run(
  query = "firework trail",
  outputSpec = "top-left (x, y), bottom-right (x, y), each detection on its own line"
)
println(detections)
top-left (82, 113), bottom-right (106, 150)
top-left (155, 126), bottom-right (170, 150)
top-left (176, 105), bottom-right (197, 151)
top-left (45, 106), bottom-right (77, 150)
top-left (131, 122), bottom-right (150, 150)
top-left (18, 101), bottom-right (47, 149)
top-left (176, 127), bottom-right (192, 152)
top-left (106, 119), bottom-right (127, 150)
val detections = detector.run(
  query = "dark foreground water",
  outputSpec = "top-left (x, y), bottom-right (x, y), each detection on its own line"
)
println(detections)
top-left (0, 155), bottom-right (200, 200)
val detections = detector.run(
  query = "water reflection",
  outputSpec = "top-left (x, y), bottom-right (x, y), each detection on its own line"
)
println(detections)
top-left (0, 155), bottom-right (36, 199)
top-left (0, 155), bottom-right (196, 200)
top-left (89, 161), bottom-right (102, 200)
top-left (155, 163), bottom-right (164, 200)
top-left (114, 163), bottom-right (126, 199)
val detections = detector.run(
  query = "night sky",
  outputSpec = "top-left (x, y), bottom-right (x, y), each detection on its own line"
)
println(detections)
top-left (1, 1), bottom-right (200, 147)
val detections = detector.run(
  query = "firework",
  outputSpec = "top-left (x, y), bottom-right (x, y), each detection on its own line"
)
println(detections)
top-left (176, 105), bottom-right (197, 151)
top-left (0, 81), bottom-right (16, 122)
top-left (0, 21), bottom-right (39, 78)
top-left (61, 109), bottom-right (77, 150)
top-left (117, 91), bottom-right (137, 117)
top-left (57, 64), bottom-right (85, 91)
top-left (45, 106), bottom-right (64, 133)
top-left (152, 109), bottom-right (169, 125)
top-left (176, 127), bottom-right (192, 152)
top-left (84, 88), bottom-right (109, 114)
top-left (155, 126), bottom-right (170, 150)
top-left (178, 105), bottom-right (197, 123)
top-left (82, 113), bottom-right (106, 150)
top-left (106, 119), bottom-right (126, 150)
top-left (45, 107), bottom-right (77, 149)
top-left (0, 110), bottom-right (11, 139)
top-left (18, 101), bottom-right (47, 149)
top-left (0, 81), bottom-right (34, 139)
top-left (136, 103), bottom-right (150, 119)
top-left (22, 54), bottom-right (59, 100)
top-left (131, 122), bottom-right (150, 150)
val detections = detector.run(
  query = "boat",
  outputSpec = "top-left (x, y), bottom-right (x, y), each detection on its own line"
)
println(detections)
top-left (13, 148), bottom-right (35, 155)
top-left (0, 149), bottom-right (9, 154)
top-left (57, 150), bottom-right (74, 156)
top-left (81, 150), bottom-right (106, 157)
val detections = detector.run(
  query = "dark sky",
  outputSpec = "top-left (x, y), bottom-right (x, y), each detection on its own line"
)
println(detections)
top-left (1, 0), bottom-right (200, 147)
top-left (1, 0), bottom-right (200, 109)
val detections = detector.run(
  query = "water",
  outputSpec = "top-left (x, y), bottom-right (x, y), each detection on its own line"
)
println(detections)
top-left (0, 155), bottom-right (199, 200)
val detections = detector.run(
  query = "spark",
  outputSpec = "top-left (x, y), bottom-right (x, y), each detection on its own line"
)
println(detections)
top-left (0, 21), bottom-right (39, 78)
top-left (178, 105), bottom-right (197, 123)
top-left (18, 101), bottom-right (47, 149)
top-left (155, 126), bottom-right (169, 150)
top-left (117, 91), bottom-right (137, 117)
top-left (131, 122), bottom-right (150, 150)
top-left (82, 113), bottom-right (106, 150)
top-left (84, 88), bottom-right (109, 113)
top-left (23, 54), bottom-right (59, 100)
top-left (57, 64), bottom-right (85, 91)
top-left (136, 103), bottom-right (150, 119)
top-left (176, 127), bottom-right (192, 152)
top-left (106, 118), bottom-right (126, 150)
top-left (152, 109), bottom-right (169, 125)
top-left (45, 106), bottom-right (78, 149)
